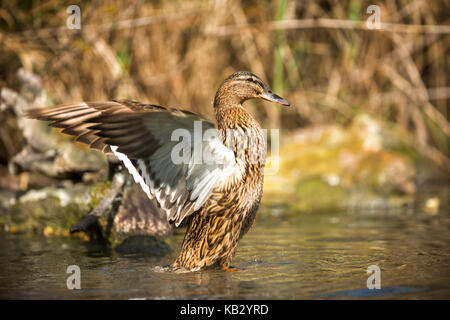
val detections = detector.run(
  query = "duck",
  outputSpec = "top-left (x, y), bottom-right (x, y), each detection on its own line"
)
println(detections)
top-left (26, 71), bottom-right (290, 271)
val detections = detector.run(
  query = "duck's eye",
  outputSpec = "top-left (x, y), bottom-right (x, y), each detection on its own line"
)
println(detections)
top-left (246, 78), bottom-right (254, 82)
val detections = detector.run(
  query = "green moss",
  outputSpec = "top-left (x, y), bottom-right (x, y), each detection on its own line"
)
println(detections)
top-left (89, 180), bottom-right (112, 209)
top-left (294, 178), bottom-right (348, 212)
top-left (1, 185), bottom-right (93, 234)
top-left (263, 114), bottom-right (419, 215)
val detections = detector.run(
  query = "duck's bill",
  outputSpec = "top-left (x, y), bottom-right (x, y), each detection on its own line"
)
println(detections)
top-left (259, 90), bottom-right (290, 106)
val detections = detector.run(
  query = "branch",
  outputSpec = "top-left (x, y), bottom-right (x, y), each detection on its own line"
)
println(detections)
top-left (70, 172), bottom-right (125, 233)
top-left (206, 18), bottom-right (450, 36)
top-left (4, 10), bottom-right (200, 41)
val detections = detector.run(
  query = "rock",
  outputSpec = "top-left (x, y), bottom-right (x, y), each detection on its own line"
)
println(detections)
top-left (1, 69), bottom-right (109, 181)
top-left (114, 235), bottom-right (171, 256)
top-left (0, 177), bottom-right (173, 254)
top-left (263, 114), bottom-right (418, 213)
top-left (98, 182), bottom-right (172, 247)
top-left (424, 197), bottom-right (440, 216)
top-left (0, 69), bottom-right (173, 255)
top-left (0, 183), bottom-right (92, 234)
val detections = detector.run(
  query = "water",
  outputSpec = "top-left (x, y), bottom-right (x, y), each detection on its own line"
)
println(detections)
top-left (0, 207), bottom-right (449, 299)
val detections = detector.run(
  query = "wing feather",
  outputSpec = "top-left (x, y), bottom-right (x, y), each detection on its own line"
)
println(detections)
top-left (26, 99), bottom-right (238, 226)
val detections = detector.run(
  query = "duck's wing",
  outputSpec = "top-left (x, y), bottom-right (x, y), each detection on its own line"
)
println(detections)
top-left (26, 99), bottom-right (238, 226)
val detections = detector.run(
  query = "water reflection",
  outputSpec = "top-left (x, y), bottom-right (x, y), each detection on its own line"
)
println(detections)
top-left (0, 206), bottom-right (449, 299)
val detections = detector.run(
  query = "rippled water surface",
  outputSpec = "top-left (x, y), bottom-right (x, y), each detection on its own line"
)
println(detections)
top-left (1, 204), bottom-right (449, 299)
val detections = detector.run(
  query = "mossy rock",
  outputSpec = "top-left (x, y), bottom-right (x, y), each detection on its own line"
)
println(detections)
top-left (294, 177), bottom-right (348, 212)
top-left (263, 114), bottom-right (419, 213)
top-left (0, 184), bottom-right (93, 235)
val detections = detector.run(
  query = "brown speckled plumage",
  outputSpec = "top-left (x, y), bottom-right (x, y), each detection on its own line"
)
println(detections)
top-left (26, 71), bottom-right (289, 272)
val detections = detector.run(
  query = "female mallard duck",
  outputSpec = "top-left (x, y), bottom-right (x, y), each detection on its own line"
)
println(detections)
top-left (26, 71), bottom-right (289, 271)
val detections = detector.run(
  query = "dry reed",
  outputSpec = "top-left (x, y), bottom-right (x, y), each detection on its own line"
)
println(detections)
top-left (0, 0), bottom-right (449, 173)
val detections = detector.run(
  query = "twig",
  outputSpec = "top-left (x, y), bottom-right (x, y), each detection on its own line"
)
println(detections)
top-left (427, 87), bottom-right (450, 101)
top-left (3, 10), bottom-right (200, 41)
top-left (5, 15), bottom-right (450, 43)
top-left (206, 18), bottom-right (450, 36)
top-left (70, 172), bottom-right (125, 233)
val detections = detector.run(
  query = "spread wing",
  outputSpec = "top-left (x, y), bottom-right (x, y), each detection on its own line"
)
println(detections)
top-left (26, 99), bottom-right (238, 226)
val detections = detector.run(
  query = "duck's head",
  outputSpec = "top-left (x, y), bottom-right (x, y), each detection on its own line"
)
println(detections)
top-left (214, 71), bottom-right (290, 108)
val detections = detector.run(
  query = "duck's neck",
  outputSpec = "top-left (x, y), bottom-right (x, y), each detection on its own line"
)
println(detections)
top-left (214, 86), bottom-right (259, 127)
top-left (214, 103), bottom-right (260, 131)
top-left (214, 97), bottom-right (265, 166)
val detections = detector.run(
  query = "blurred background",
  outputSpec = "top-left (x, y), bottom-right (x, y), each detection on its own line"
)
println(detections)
top-left (0, 0), bottom-right (449, 299)
top-left (1, 0), bottom-right (449, 210)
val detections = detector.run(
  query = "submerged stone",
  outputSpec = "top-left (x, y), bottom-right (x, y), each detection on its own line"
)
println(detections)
top-left (114, 235), bottom-right (171, 256)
